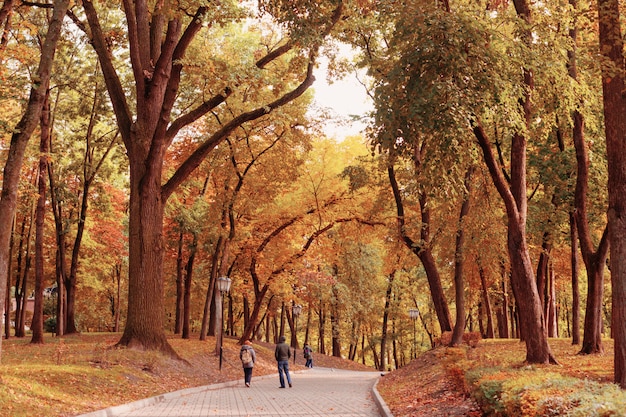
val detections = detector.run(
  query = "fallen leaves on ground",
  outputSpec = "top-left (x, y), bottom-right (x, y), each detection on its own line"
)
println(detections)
top-left (3, 333), bottom-right (615, 417)
top-left (377, 349), bottom-right (482, 417)
top-left (377, 338), bottom-right (618, 417)
top-left (0, 333), bottom-right (373, 417)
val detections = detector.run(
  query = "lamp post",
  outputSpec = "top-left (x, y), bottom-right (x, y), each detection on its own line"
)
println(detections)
top-left (215, 276), bottom-right (232, 371)
top-left (408, 308), bottom-right (419, 360)
top-left (292, 304), bottom-right (302, 364)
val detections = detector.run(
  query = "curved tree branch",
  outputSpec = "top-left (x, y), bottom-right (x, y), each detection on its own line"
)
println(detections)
top-left (162, 58), bottom-right (316, 199)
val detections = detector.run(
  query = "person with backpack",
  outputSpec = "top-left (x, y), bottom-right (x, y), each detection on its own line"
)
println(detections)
top-left (239, 340), bottom-right (257, 387)
top-left (303, 343), bottom-right (313, 368)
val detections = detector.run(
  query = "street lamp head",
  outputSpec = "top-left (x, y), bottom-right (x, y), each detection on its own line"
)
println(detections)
top-left (292, 304), bottom-right (303, 317)
top-left (217, 276), bottom-right (232, 294)
top-left (408, 308), bottom-right (419, 320)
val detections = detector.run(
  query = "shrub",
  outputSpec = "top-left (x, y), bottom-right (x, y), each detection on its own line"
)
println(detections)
top-left (44, 317), bottom-right (56, 333)
top-left (469, 369), bottom-right (626, 416)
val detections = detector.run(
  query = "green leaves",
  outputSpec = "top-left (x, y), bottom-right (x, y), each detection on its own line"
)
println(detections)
top-left (375, 6), bottom-right (526, 149)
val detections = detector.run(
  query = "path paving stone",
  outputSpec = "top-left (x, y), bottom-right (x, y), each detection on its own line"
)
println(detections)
top-left (78, 367), bottom-right (391, 417)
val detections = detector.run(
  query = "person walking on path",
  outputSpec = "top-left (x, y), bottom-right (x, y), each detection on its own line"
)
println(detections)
top-left (274, 335), bottom-right (292, 388)
top-left (303, 343), bottom-right (313, 368)
top-left (239, 340), bottom-right (256, 387)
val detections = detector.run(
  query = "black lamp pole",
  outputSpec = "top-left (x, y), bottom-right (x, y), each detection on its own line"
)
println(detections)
top-left (216, 276), bottom-right (232, 371)
top-left (409, 308), bottom-right (419, 360)
top-left (292, 304), bottom-right (302, 364)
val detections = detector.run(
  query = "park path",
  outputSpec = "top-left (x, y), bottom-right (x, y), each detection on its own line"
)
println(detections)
top-left (78, 367), bottom-right (392, 417)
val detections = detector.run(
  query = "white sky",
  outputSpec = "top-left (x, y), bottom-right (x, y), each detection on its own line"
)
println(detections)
top-left (309, 60), bottom-right (373, 140)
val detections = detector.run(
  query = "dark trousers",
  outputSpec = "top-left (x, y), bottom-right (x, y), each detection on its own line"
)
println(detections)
top-left (244, 367), bottom-right (253, 384)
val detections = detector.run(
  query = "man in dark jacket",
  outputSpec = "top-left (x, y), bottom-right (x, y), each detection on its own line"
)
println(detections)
top-left (274, 335), bottom-right (292, 388)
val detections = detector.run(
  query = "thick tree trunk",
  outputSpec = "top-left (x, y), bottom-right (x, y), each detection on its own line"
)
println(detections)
top-left (279, 303), bottom-right (286, 340)
top-left (266, 310), bottom-right (273, 343)
top-left (227, 293), bottom-right (233, 337)
top-left (579, 257), bottom-right (606, 353)
top-left (508, 227), bottom-right (554, 363)
top-left (243, 297), bottom-right (250, 338)
top-left (349, 325), bottom-right (357, 361)
top-left (474, 122), bottom-right (554, 364)
top-left (597, 0), bottom-right (626, 388)
top-left (117, 149), bottom-right (177, 356)
top-left (568, 0), bottom-right (609, 354)
top-left (64, 275), bottom-right (78, 334)
top-left (571, 84), bottom-right (609, 354)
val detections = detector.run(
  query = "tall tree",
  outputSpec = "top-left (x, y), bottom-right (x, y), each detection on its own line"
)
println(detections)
top-left (30, 91), bottom-right (51, 344)
top-left (387, 161), bottom-right (452, 334)
top-left (473, 120), bottom-right (555, 363)
top-left (450, 167), bottom-right (473, 346)
top-left (379, 270), bottom-right (394, 371)
top-left (77, 0), bottom-right (345, 353)
top-left (561, 0), bottom-right (609, 354)
top-left (363, 1), bottom-right (558, 362)
top-left (596, 0), bottom-right (626, 388)
top-left (0, 0), bottom-right (70, 360)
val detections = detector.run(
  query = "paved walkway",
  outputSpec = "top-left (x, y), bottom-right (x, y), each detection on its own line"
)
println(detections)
top-left (78, 367), bottom-right (392, 417)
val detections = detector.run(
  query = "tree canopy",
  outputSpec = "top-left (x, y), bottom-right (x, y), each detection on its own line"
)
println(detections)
top-left (2, 0), bottom-right (626, 389)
